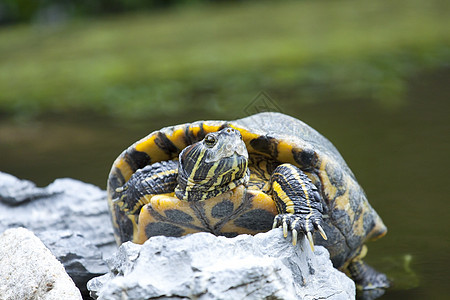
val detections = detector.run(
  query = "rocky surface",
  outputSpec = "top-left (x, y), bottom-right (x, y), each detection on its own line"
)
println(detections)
top-left (37, 230), bottom-right (110, 298)
top-left (0, 172), bottom-right (116, 255)
top-left (0, 172), bottom-right (54, 205)
top-left (0, 227), bottom-right (82, 300)
top-left (0, 172), bottom-right (356, 299)
top-left (88, 229), bottom-right (355, 300)
top-left (0, 172), bottom-right (115, 297)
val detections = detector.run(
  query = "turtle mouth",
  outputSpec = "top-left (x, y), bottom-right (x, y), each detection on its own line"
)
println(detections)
top-left (205, 142), bottom-right (247, 163)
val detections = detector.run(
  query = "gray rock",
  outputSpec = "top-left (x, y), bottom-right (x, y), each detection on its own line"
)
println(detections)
top-left (0, 227), bottom-right (82, 300)
top-left (0, 172), bottom-right (54, 205)
top-left (88, 229), bottom-right (355, 300)
top-left (0, 172), bottom-right (116, 296)
top-left (0, 172), bottom-right (356, 299)
top-left (0, 172), bottom-right (116, 255)
top-left (37, 230), bottom-right (109, 298)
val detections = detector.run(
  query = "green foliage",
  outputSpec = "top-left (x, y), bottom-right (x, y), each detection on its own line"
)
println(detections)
top-left (0, 0), bottom-right (448, 121)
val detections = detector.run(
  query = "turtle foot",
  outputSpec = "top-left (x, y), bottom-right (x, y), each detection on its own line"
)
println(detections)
top-left (348, 260), bottom-right (390, 291)
top-left (272, 213), bottom-right (327, 249)
top-left (356, 288), bottom-right (386, 300)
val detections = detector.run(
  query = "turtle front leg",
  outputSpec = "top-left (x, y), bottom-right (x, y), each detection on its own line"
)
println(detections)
top-left (270, 163), bottom-right (327, 249)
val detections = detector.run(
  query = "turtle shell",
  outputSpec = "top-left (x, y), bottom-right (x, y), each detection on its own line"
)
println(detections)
top-left (107, 112), bottom-right (386, 269)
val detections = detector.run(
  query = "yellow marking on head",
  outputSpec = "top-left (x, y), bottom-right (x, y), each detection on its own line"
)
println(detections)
top-left (182, 130), bottom-right (247, 201)
top-left (204, 154), bottom-right (222, 181)
top-left (201, 165), bottom-right (226, 200)
top-left (272, 181), bottom-right (295, 214)
top-left (184, 147), bottom-right (207, 192)
top-left (181, 147), bottom-right (235, 200)
top-left (200, 157), bottom-right (244, 201)
top-left (213, 154), bottom-right (240, 184)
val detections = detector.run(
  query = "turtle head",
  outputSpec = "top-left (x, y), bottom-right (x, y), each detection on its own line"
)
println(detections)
top-left (175, 127), bottom-right (249, 201)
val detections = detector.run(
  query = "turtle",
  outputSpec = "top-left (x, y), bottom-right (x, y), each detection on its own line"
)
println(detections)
top-left (107, 112), bottom-right (389, 290)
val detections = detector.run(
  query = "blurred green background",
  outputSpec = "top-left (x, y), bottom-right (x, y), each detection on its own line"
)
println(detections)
top-left (1, 0), bottom-right (448, 120)
top-left (0, 0), bottom-right (449, 299)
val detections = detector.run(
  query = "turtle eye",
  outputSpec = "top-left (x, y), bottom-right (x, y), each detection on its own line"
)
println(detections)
top-left (204, 134), bottom-right (217, 147)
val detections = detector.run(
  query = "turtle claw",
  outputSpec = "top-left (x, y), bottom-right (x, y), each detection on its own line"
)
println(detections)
top-left (272, 218), bottom-right (278, 229)
top-left (273, 215), bottom-right (290, 238)
top-left (307, 231), bottom-right (314, 251)
top-left (282, 219), bottom-right (288, 238)
top-left (317, 224), bottom-right (328, 240)
top-left (273, 213), bottom-right (325, 250)
top-left (292, 229), bottom-right (298, 246)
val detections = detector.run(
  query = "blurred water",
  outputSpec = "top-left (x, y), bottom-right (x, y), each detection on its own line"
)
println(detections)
top-left (0, 69), bottom-right (448, 299)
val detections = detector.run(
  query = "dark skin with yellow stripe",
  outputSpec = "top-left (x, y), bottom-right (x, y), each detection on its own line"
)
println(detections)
top-left (109, 112), bottom-right (390, 294)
